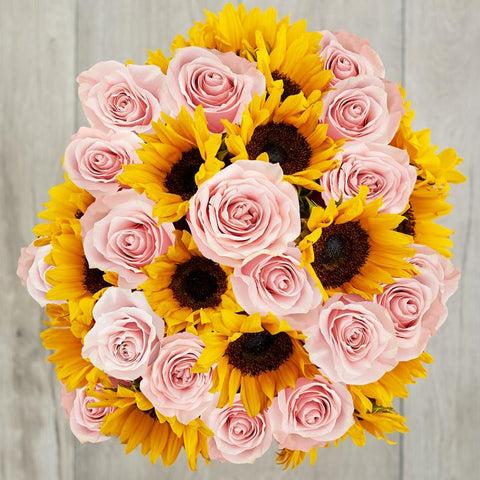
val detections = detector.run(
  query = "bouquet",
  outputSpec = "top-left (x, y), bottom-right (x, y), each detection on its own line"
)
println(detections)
top-left (17, 3), bottom-right (465, 470)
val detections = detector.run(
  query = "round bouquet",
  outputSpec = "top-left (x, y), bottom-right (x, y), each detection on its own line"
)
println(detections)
top-left (18, 3), bottom-right (465, 470)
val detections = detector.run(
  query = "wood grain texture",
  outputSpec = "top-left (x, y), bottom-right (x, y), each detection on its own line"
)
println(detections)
top-left (0, 1), bottom-right (478, 479)
top-left (402, 1), bottom-right (480, 479)
top-left (0, 1), bottom-right (77, 480)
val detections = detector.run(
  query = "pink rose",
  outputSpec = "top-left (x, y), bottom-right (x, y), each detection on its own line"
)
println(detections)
top-left (187, 161), bottom-right (301, 267)
top-left (201, 395), bottom-right (272, 464)
top-left (63, 127), bottom-right (141, 196)
top-left (17, 243), bottom-right (36, 286)
top-left (17, 243), bottom-right (61, 307)
top-left (305, 294), bottom-right (398, 384)
top-left (410, 244), bottom-right (460, 304)
top-left (77, 61), bottom-right (165, 133)
top-left (320, 75), bottom-right (404, 143)
top-left (320, 30), bottom-right (385, 84)
top-left (81, 189), bottom-right (174, 288)
top-left (320, 142), bottom-right (416, 213)
top-left (374, 275), bottom-right (445, 361)
top-left (269, 376), bottom-right (354, 451)
top-left (60, 385), bottom-right (114, 443)
top-left (161, 47), bottom-right (265, 133)
top-left (140, 333), bottom-right (215, 424)
top-left (231, 246), bottom-right (322, 330)
top-left (82, 287), bottom-right (165, 380)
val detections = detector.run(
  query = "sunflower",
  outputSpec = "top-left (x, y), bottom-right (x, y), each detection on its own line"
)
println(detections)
top-left (33, 176), bottom-right (94, 245)
top-left (349, 352), bottom-right (433, 408)
top-left (194, 310), bottom-right (317, 417)
top-left (397, 182), bottom-right (453, 257)
top-left (45, 226), bottom-right (116, 303)
top-left (391, 87), bottom-right (465, 190)
top-left (141, 230), bottom-right (238, 335)
top-left (119, 107), bottom-right (223, 223)
top-left (390, 89), bottom-right (463, 258)
top-left (277, 448), bottom-right (318, 470)
top-left (255, 27), bottom-right (331, 101)
top-left (346, 354), bottom-right (427, 444)
top-left (224, 85), bottom-right (341, 191)
top-left (169, 3), bottom-right (309, 62)
top-left (41, 304), bottom-right (110, 390)
top-left (299, 186), bottom-right (416, 300)
top-left (346, 398), bottom-right (408, 446)
top-left (151, 4), bottom-right (329, 101)
top-left (92, 386), bottom-right (212, 470)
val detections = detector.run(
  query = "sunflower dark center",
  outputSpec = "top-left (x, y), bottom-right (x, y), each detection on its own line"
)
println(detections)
top-left (312, 221), bottom-right (370, 289)
top-left (170, 256), bottom-right (227, 310)
top-left (396, 207), bottom-right (416, 237)
top-left (271, 70), bottom-right (302, 101)
top-left (246, 122), bottom-right (311, 175)
top-left (225, 331), bottom-right (293, 376)
top-left (164, 148), bottom-right (203, 201)
top-left (173, 216), bottom-right (191, 233)
top-left (83, 259), bottom-right (110, 295)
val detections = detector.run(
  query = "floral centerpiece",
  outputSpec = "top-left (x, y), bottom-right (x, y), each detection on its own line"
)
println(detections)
top-left (17, 3), bottom-right (464, 470)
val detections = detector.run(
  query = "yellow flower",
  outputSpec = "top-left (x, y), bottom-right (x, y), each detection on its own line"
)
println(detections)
top-left (92, 386), bottom-right (212, 470)
top-left (41, 304), bottom-right (109, 390)
top-left (118, 107), bottom-right (223, 223)
top-left (255, 27), bottom-right (331, 100)
top-left (350, 407), bottom-right (408, 446)
top-left (299, 186), bottom-right (416, 300)
top-left (340, 353), bottom-right (432, 446)
top-left (151, 3), bottom-right (330, 100)
top-left (224, 85), bottom-right (341, 191)
top-left (170, 3), bottom-right (307, 61)
top-left (194, 310), bottom-right (317, 416)
top-left (141, 230), bottom-right (238, 335)
top-left (349, 352), bottom-right (433, 408)
top-left (68, 296), bottom-right (96, 339)
top-left (397, 182), bottom-right (454, 257)
top-left (44, 227), bottom-right (115, 303)
top-left (276, 447), bottom-right (318, 470)
top-left (33, 176), bottom-right (94, 244)
top-left (392, 88), bottom-right (466, 190)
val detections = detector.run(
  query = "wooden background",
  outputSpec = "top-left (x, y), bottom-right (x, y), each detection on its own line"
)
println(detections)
top-left (1, 1), bottom-right (478, 478)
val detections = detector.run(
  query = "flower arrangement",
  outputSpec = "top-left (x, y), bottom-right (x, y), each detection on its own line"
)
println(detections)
top-left (17, 3), bottom-right (465, 470)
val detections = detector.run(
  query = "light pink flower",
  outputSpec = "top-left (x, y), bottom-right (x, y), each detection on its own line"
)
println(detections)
top-left (17, 243), bottom-right (36, 286)
top-left (320, 75), bottom-right (404, 143)
top-left (17, 243), bottom-right (61, 307)
top-left (374, 275), bottom-right (444, 361)
top-left (320, 30), bottom-right (385, 84)
top-left (82, 287), bottom-right (165, 380)
top-left (305, 294), bottom-right (398, 384)
top-left (187, 161), bottom-right (301, 267)
top-left (410, 244), bottom-right (460, 304)
top-left (140, 333), bottom-right (215, 424)
top-left (81, 189), bottom-right (174, 288)
top-left (60, 385), bottom-right (114, 443)
top-left (231, 246), bottom-right (322, 329)
top-left (161, 47), bottom-right (265, 133)
top-left (201, 395), bottom-right (272, 464)
top-left (63, 127), bottom-right (141, 196)
top-left (269, 376), bottom-right (354, 451)
top-left (77, 60), bottom-right (165, 133)
top-left (320, 142), bottom-right (416, 213)
top-left (374, 244), bottom-right (460, 361)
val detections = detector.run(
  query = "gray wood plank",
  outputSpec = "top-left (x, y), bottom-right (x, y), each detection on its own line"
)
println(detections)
top-left (0, 1), bottom-right (77, 479)
top-left (402, 1), bottom-right (480, 479)
top-left (73, 1), bottom-right (403, 479)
